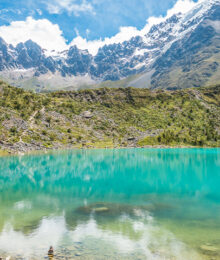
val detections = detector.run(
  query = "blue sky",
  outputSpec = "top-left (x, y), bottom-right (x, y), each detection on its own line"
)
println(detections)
top-left (0, 0), bottom-right (199, 54)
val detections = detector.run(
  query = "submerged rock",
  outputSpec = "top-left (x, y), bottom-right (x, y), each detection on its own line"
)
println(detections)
top-left (199, 244), bottom-right (219, 256)
top-left (93, 207), bottom-right (109, 213)
top-left (74, 202), bottom-right (173, 218)
top-left (74, 252), bottom-right (81, 256)
top-left (74, 202), bottom-right (135, 217)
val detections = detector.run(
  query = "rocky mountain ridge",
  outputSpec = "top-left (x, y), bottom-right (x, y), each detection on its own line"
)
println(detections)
top-left (0, 0), bottom-right (219, 91)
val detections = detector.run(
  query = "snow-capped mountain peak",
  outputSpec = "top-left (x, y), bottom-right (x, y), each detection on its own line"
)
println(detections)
top-left (0, 0), bottom-right (219, 90)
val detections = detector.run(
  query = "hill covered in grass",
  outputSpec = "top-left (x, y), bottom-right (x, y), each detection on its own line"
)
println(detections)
top-left (0, 81), bottom-right (219, 154)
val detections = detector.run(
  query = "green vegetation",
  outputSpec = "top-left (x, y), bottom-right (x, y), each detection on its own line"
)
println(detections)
top-left (0, 80), bottom-right (219, 153)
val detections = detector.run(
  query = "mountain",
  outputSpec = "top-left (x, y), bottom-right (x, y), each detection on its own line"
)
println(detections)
top-left (0, 0), bottom-right (219, 91)
top-left (0, 81), bottom-right (219, 154)
top-left (150, 0), bottom-right (220, 90)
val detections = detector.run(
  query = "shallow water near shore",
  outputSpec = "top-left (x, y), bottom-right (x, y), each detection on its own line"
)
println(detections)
top-left (0, 148), bottom-right (219, 259)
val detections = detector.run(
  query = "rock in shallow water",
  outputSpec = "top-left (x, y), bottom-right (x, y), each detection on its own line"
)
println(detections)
top-left (199, 244), bottom-right (219, 256)
top-left (93, 207), bottom-right (109, 213)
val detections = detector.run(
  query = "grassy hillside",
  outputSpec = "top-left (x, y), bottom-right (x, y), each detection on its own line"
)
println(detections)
top-left (0, 80), bottom-right (219, 153)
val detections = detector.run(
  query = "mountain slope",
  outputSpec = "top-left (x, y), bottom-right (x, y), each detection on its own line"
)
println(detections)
top-left (0, 0), bottom-right (219, 91)
top-left (0, 81), bottom-right (219, 154)
top-left (150, 3), bottom-right (220, 89)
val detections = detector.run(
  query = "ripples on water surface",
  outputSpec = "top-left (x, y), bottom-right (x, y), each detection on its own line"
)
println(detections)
top-left (0, 148), bottom-right (219, 260)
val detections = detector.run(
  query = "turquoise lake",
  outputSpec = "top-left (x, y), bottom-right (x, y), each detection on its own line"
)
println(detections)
top-left (0, 148), bottom-right (219, 259)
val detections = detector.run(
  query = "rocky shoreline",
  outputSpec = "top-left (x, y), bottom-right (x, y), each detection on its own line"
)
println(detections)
top-left (0, 140), bottom-right (212, 156)
top-left (0, 242), bottom-right (219, 260)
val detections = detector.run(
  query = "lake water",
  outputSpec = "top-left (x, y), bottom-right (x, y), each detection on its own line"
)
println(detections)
top-left (0, 148), bottom-right (219, 260)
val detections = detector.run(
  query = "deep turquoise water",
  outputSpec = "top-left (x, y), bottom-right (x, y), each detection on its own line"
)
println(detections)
top-left (0, 148), bottom-right (219, 259)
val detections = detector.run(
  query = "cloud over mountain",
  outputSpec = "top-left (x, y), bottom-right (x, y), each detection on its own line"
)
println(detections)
top-left (0, 17), bottom-right (68, 53)
top-left (0, 0), bottom-right (204, 55)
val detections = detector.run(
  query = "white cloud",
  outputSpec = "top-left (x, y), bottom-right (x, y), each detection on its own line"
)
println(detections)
top-left (0, 0), bottom-right (206, 56)
top-left (86, 29), bottom-right (90, 37)
top-left (74, 28), bottom-right (80, 36)
top-left (45, 0), bottom-right (95, 16)
top-left (138, 0), bottom-right (202, 36)
top-left (36, 9), bottom-right (43, 16)
top-left (70, 0), bottom-right (203, 55)
top-left (0, 16), bottom-right (68, 52)
top-left (167, 0), bottom-right (200, 17)
top-left (70, 26), bottom-right (141, 55)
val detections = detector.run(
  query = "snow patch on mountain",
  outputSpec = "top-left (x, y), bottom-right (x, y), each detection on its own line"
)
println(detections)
top-left (0, 0), bottom-right (219, 90)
